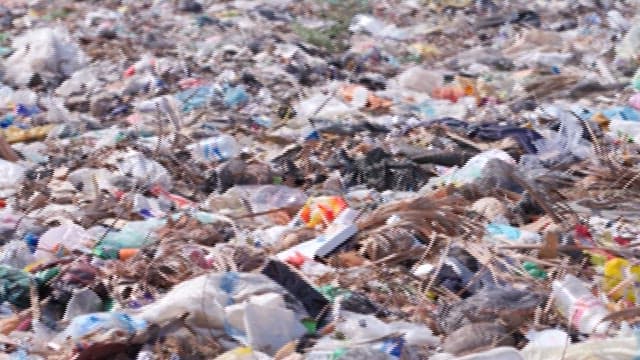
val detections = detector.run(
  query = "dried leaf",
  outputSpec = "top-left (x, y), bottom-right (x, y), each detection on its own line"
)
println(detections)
top-left (602, 306), bottom-right (640, 323)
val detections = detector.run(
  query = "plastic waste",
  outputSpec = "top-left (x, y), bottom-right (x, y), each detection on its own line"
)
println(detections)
top-left (242, 300), bottom-right (307, 354)
top-left (175, 85), bottom-right (216, 112)
top-left (602, 257), bottom-right (640, 302)
top-left (67, 168), bottom-right (115, 198)
top-left (85, 8), bottom-right (124, 38)
top-left (94, 218), bottom-right (165, 258)
top-left (35, 222), bottom-right (94, 261)
top-left (523, 329), bottom-right (569, 351)
top-left (300, 196), bottom-right (347, 228)
top-left (336, 311), bottom-right (439, 346)
top-left (534, 108), bottom-right (592, 159)
top-left (278, 208), bottom-right (359, 261)
top-left (4, 27), bottom-right (87, 86)
top-left (63, 288), bottom-right (102, 321)
top-left (0, 160), bottom-right (24, 197)
top-left (187, 134), bottom-right (240, 162)
top-left (395, 66), bottom-right (443, 94)
top-left (350, 14), bottom-right (408, 40)
top-left (485, 223), bottom-right (541, 244)
top-left (1, 0), bottom-right (640, 358)
top-left (214, 185), bottom-right (307, 216)
top-left (551, 274), bottom-right (611, 334)
top-left (608, 118), bottom-right (640, 143)
top-left (293, 93), bottom-right (355, 128)
top-left (58, 312), bottom-right (147, 341)
top-left (55, 67), bottom-right (101, 97)
top-left (124, 55), bottom-right (157, 77)
top-left (223, 84), bottom-right (249, 108)
top-left (115, 151), bottom-right (172, 189)
top-left (615, 19), bottom-right (640, 62)
top-left (521, 334), bottom-right (640, 360)
top-left (629, 93), bottom-right (640, 111)
top-left (137, 272), bottom-right (307, 331)
top-left (215, 347), bottom-right (271, 360)
top-left (607, 10), bottom-right (630, 32)
top-left (425, 149), bottom-right (515, 189)
top-left (0, 240), bottom-right (35, 269)
top-left (430, 347), bottom-right (523, 360)
top-left (0, 265), bottom-right (34, 308)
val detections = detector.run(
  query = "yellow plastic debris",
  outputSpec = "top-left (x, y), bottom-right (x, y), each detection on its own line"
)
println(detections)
top-left (603, 257), bottom-right (640, 302)
top-left (1, 124), bottom-right (55, 144)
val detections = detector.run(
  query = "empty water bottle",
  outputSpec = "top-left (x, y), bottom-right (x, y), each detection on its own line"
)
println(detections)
top-left (188, 134), bottom-right (239, 162)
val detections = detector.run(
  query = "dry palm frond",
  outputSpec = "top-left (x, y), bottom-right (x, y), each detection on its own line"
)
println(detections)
top-left (357, 195), bottom-right (477, 235)
top-left (355, 195), bottom-right (480, 261)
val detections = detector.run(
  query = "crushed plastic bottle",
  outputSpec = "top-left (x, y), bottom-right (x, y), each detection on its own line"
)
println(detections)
top-left (187, 134), bottom-right (240, 162)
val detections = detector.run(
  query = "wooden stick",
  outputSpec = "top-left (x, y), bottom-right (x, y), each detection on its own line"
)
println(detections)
top-left (0, 134), bottom-right (19, 162)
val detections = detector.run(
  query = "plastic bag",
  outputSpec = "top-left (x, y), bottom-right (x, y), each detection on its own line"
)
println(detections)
top-left (35, 222), bottom-right (94, 261)
top-left (430, 347), bottom-right (524, 360)
top-left (138, 271), bottom-right (307, 354)
top-left (60, 312), bottom-right (147, 341)
top-left (350, 14), bottom-right (408, 40)
top-left (615, 19), bottom-right (640, 62)
top-left (532, 107), bottom-right (592, 160)
top-left (293, 93), bottom-right (355, 128)
top-left (0, 159), bottom-right (25, 197)
top-left (213, 185), bottom-right (307, 217)
top-left (425, 149), bottom-right (515, 188)
top-left (0, 240), bottom-right (35, 269)
top-left (4, 27), bottom-right (87, 86)
top-left (137, 272), bottom-right (302, 329)
top-left (116, 152), bottom-right (172, 190)
top-left (56, 67), bottom-right (102, 97)
top-left (521, 335), bottom-right (640, 360)
top-left (215, 347), bottom-right (271, 360)
top-left (63, 288), bottom-right (103, 321)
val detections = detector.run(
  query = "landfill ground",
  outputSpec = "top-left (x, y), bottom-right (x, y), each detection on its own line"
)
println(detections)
top-left (3, 0), bottom-right (640, 359)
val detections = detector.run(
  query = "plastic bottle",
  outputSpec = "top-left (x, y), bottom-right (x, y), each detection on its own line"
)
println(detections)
top-left (222, 84), bottom-right (249, 108)
top-left (552, 274), bottom-right (611, 334)
top-left (93, 218), bottom-right (164, 258)
top-left (188, 134), bottom-right (240, 162)
top-left (234, 185), bottom-right (307, 214)
top-left (35, 222), bottom-right (94, 261)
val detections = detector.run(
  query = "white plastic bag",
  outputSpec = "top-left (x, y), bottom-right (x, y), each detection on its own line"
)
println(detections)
top-left (137, 272), bottom-right (308, 354)
top-left (0, 159), bottom-right (25, 197)
top-left (35, 221), bottom-right (94, 261)
top-left (116, 152), bottom-right (172, 189)
top-left (5, 27), bottom-right (87, 86)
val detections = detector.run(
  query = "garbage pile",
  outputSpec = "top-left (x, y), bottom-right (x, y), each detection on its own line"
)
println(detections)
top-left (2, 0), bottom-right (640, 359)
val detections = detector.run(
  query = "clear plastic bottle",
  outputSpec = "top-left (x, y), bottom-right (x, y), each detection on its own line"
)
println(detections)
top-left (188, 134), bottom-right (239, 162)
top-left (552, 274), bottom-right (611, 334)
